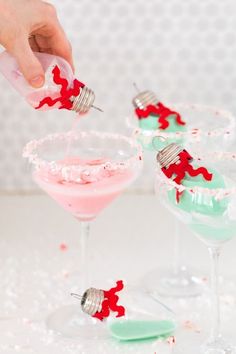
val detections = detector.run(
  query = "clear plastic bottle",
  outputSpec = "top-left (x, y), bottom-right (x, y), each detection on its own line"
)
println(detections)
top-left (0, 51), bottom-right (95, 114)
top-left (69, 281), bottom-right (176, 341)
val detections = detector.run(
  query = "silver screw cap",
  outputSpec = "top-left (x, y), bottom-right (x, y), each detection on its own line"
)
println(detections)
top-left (71, 86), bottom-right (95, 114)
top-left (157, 143), bottom-right (184, 169)
top-left (132, 90), bottom-right (159, 110)
top-left (81, 288), bottom-right (104, 316)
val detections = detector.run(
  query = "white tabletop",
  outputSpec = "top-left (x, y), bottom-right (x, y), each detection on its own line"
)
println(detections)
top-left (0, 194), bottom-right (236, 354)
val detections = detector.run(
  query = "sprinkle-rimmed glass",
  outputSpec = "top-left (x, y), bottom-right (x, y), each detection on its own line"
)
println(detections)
top-left (131, 104), bottom-right (235, 298)
top-left (155, 150), bottom-right (236, 354)
top-left (23, 130), bottom-right (143, 339)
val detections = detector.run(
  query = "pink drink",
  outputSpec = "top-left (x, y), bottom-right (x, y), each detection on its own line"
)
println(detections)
top-left (34, 158), bottom-right (136, 221)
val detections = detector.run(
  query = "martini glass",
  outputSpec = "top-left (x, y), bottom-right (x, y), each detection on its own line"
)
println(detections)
top-left (155, 149), bottom-right (236, 354)
top-left (23, 130), bottom-right (143, 338)
top-left (132, 104), bottom-right (235, 298)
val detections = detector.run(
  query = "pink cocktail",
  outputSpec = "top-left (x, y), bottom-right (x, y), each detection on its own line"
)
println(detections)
top-left (23, 130), bottom-right (142, 338)
top-left (34, 157), bottom-right (136, 221)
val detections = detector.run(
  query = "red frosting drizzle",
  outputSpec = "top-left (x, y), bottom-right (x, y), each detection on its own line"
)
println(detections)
top-left (35, 65), bottom-right (84, 110)
top-left (135, 102), bottom-right (186, 130)
top-left (93, 280), bottom-right (125, 321)
top-left (161, 150), bottom-right (213, 202)
top-left (162, 150), bottom-right (212, 184)
top-left (176, 190), bottom-right (184, 203)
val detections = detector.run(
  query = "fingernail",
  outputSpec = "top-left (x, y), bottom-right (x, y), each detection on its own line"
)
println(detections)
top-left (30, 75), bottom-right (44, 88)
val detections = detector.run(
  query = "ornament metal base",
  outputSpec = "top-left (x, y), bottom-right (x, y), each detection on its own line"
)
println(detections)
top-left (46, 304), bottom-right (108, 339)
top-left (143, 266), bottom-right (204, 298)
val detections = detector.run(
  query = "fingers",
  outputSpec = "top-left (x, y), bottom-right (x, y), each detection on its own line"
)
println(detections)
top-left (52, 36), bottom-right (75, 73)
top-left (45, 26), bottom-right (74, 72)
top-left (0, 0), bottom-right (74, 86)
top-left (40, 3), bottom-right (75, 71)
top-left (10, 35), bottom-right (45, 88)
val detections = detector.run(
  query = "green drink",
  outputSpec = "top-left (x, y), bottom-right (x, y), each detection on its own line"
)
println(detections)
top-left (167, 165), bottom-right (232, 243)
top-left (138, 114), bottom-right (187, 151)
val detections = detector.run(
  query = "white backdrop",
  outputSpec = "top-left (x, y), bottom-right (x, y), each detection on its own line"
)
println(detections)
top-left (0, 0), bottom-right (236, 191)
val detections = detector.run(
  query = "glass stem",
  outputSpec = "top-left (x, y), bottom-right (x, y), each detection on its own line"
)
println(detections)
top-left (173, 219), bottom-right (182, 275)
top-left (80, 221), bottom-right (90, 290)
top-left (208, 246), bottom-right (221, 342)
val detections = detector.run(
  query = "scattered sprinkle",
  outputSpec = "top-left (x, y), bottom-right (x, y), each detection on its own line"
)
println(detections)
top-left (167, 336), bottom-right (176, 346)
top-left (62, 270), bottom-right (70, 278)
top-left (60, 243), bottom-right (68, 252)
top-left (183, 320), bottom-right (201, 333)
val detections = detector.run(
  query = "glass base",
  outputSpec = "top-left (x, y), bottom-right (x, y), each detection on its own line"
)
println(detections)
top-left (143, 266), bottom-right (204, 298)
top-left (201, 337), bottom-right (236, 354)
top-left (46, 304), bottom-right (108, 339)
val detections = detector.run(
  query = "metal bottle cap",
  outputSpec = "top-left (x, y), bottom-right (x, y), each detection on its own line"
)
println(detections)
top-left (132, 90), bottom-right (159, 110)
top-left (71, 86), bottom-right (96, 114)
top-left (80, 288), bottom-right (104, 316)
top-left (157, 143), bottom-right (184, 169)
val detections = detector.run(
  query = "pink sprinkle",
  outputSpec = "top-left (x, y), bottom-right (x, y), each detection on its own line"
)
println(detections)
top-left (167, 336), bottom-right (176, 345)
top-left (184, 320), bottom-right (198, 330)
top-left (183, 320), bottom-right (201, 333)
top-left (60, 243), bottom-right (68, 251)
top-left (62, 270), bottom-right (70, 278)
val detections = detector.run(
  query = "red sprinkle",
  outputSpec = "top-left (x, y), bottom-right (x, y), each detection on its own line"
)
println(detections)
top-left (183, 320), bottom-right (201, 333)
top-left (60, 243), bottom-right (68, 252)
top-left (167, 336), bottom-right (176, 345)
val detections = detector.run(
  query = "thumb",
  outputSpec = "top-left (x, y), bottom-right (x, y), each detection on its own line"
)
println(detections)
top-left (11, 38), bottom-right (45, 88)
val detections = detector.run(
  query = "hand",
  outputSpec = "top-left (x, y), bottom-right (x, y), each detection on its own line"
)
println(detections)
top-left (0, 0), bottom-right (74, 87)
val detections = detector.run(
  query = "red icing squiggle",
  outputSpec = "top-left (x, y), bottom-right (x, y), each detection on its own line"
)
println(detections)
top-left (35, 66), bottom-right (84, 110)
top-left (162, 150), bottom-right (212, 185)
top-left (93, 280), bottom-right (125, 321)
top-left (161, 150), bottom-right (212, 202)
top-left (135, 102), bottom-right (186, 130)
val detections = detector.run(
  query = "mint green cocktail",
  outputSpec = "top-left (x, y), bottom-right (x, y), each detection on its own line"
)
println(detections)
top-left (133, 100), bottom-right (235, 299)
top-left (156, 150), bottom-right (236, 354)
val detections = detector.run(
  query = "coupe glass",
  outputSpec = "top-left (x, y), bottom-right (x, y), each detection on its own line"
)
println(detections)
top-left (23, 130), bottom-right (143, 338)
top-left (132, 104), bottom-right (235, 298)
top-left (155, 149), bottom-right (236, 354)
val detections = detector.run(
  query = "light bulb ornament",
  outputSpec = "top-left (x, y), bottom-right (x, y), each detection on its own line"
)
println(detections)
top-left (71, 280), bottom-right (126, 321)
top-left (155, 141), bottom-right (213, 202)
top-left (35, 65), bottom-right (99, 114)
top-left (132, 90), bottom-right (186, 130)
